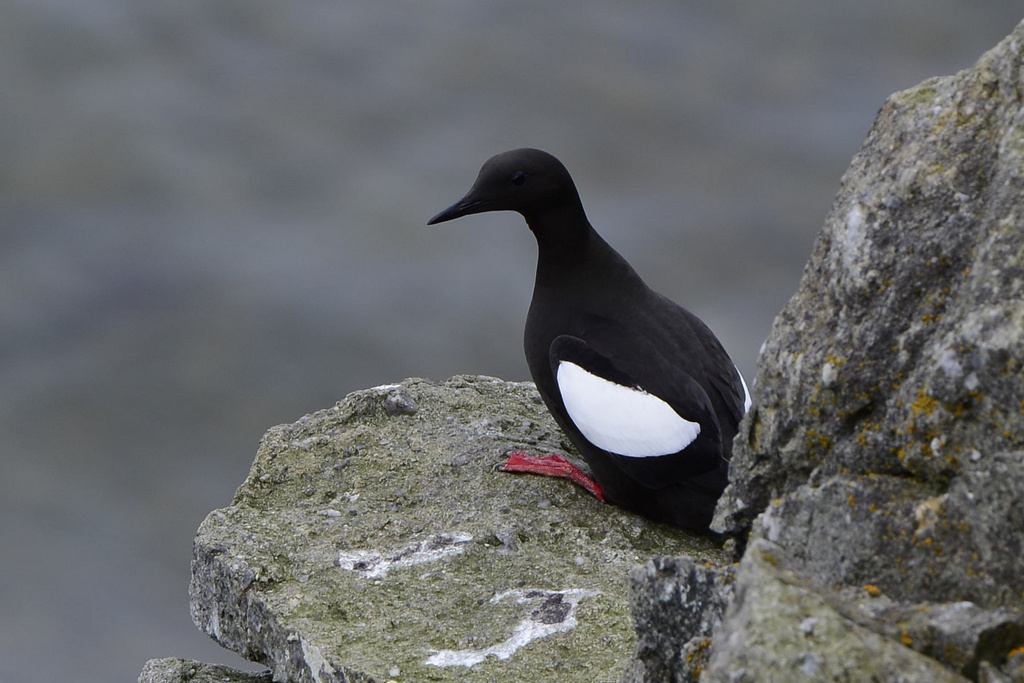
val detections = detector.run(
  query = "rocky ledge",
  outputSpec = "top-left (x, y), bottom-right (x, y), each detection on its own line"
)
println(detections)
top-left (142, 17), bottom-right (1024, 683)
top-left (185, 375), bottom-right (723, 683)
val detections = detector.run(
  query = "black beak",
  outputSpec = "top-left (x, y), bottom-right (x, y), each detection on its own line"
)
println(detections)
top-left (427, 194), bottom-right (488, 225)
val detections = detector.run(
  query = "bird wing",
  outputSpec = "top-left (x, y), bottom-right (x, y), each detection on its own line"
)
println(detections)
top-left (549, 333), bottom-right (722, 488)
top-left (685, 310), bottom-right (751, 428)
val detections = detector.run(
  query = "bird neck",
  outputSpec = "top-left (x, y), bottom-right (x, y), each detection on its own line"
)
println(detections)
top-left (523, 195), bottom-right (591, 252)
top-left (530, 214), bottom-right (647, 299)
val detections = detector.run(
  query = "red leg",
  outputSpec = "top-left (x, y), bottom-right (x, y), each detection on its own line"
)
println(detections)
top-left (499, 451), bottom-right (606, 502)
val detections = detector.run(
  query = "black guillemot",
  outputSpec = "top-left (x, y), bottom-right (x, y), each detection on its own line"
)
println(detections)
top-left (428, 148), bottom-right (750, 531)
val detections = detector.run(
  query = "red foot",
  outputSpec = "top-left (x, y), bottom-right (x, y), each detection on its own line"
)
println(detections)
top-left (499, 451), bottom-right (606, 502)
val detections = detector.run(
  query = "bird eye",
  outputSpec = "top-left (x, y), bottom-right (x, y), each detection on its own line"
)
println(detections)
top-left (510, 171), bottom-right (527, 187)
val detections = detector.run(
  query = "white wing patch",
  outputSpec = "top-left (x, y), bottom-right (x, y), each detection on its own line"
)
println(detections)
top-left (556, 361), bottom-right (701, 458)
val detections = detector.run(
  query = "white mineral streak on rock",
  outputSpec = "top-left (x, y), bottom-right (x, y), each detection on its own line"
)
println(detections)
top-left (336, 533), bottom-right (472, 579)
top-left (425, 588), bottom-right (600, 667)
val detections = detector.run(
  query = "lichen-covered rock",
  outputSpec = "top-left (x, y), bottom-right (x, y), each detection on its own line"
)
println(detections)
top-left (622, 557), bottom-right (735, 683)
top-left (663, 18), bottom-right (1024, 683)
top-left (138, 658), bottom-right (272, 683)
top-left (980, 647), bottom-right (1024, 683)
top-left (750, 453), bottom-right (1024, 608)
top-left (714, 18), bottom-right (1024, 536)
top-left (839, 593), bottom-right (1024, 680)
top-left (189, 375), bottom-right (726, 683)
top-left (703, 540), bottom-right (972, 683)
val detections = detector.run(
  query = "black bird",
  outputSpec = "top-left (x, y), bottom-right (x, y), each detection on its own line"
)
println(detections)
top-left (428, 148), bottom-right (750, 531)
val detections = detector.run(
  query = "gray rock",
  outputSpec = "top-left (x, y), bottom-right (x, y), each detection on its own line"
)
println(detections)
top-left (979, 647), bottom-right (1024, 683)
top-left (750, 453), bottom-right (1024, 608)
top-left (714, 18), bottom-right (1024, 536)
top-left (636, 18), bottom-right (1024, 683)
top-left (703, 540), bottom-right (972, 683)
top-left (623, 557), bottom-right (735, 683)
top-left (189, 375), bottom-right (726, 683)
top-left (138, 658), bottom-right (272, 683)
top-left (839, 595), bottom-right (1024, 680)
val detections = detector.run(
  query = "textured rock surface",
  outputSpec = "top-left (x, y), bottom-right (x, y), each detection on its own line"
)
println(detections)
top-left (751, 454), bottom-right (1024, 608)
top-left (703, 540), bottom-right (972, 683)
top-left (626, 19), bottom-right (1024, 683)
top-left (189, 375), bottom-right (725, 683)
top-left (138, 658), bottom-right (271, 683)
top-left (622, 557), bottom-right (736, 683)
top-left (700, 18), bottom-right (1024, 683)
top-left (714, 17), bottom-right (1024, 538)
top-left (839, 593), bottom-right (1024, 679)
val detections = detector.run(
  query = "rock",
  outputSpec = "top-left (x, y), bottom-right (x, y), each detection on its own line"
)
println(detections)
top-left (623, 557), bottom-right (736, 683)
top-left (189, 375), bottom-right (726, 683)
top-left (981, 647), bottom-right (1024, 683)
top-left (138, 658), bottom-right (272, 683)
top-left (750, 454), bottom-right (1024, 608)
top-left (839, 594), bottom-right (1024, 680)
top-left (630, 18), bottom-right (1024, 683)
top-left (703, 540), bottom-right (972, 683)
top-left (714, 18), bottom-right (1024, 536)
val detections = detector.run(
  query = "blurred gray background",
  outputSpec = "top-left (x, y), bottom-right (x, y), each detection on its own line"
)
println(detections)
top-left (1, 2), bottom-right (1020, 681)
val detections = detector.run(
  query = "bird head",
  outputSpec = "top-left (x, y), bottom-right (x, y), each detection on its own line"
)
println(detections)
top-left (427, 148), bottom-right (582, 227)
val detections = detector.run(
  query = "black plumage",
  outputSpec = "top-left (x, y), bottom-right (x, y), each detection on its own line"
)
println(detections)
top-left (429, 148), bottom-right (748, 530)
